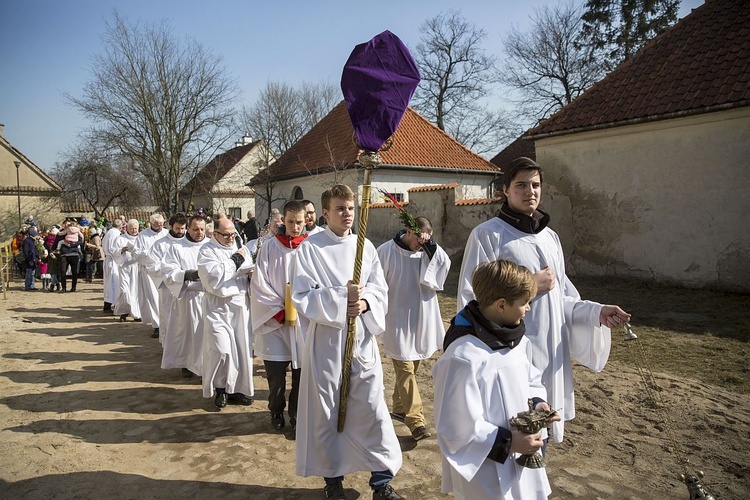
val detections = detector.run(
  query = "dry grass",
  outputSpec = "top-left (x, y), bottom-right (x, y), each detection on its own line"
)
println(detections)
top-left (438, 264), bottom-right (750, 394)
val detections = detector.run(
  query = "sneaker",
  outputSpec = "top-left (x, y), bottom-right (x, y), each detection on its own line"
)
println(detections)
top-left (151, 328), bottom-right (160, 338)
top-left (389, 411), bottom-right (405, 423)
top-left (372, 484), bottom-right (403, 500)
top-left (324, 480), bottom-right (345, 500)
top-left (411, 426), bottom-right (431, 441)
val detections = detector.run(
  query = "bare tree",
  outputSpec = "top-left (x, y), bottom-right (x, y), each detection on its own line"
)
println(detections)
top-left (500, 1), bottom-right (606, 122)
top-left (412, 10), bottom-right (510, 155)
top-left (52, 134), bottom-right (144, 220)
top-left (242, 80), bottom-right (338, 220)
top-left (67, 11), bottom-right (238, 214)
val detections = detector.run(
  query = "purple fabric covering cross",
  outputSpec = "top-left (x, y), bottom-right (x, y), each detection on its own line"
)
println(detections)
top-left (341, 30), bottom-right (421, 152)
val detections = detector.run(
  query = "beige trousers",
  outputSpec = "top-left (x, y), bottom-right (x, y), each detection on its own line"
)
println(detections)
top-left (391, 359), bottom-right (425, 431)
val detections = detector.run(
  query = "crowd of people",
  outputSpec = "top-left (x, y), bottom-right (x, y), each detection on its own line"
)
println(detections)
top-left (13, 157), bottom-right (631, 500)
top-left (11, 215), bottom-right (104, 292)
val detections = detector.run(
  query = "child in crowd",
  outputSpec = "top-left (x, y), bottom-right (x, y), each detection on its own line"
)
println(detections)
top-left (433, 259), bottom-right (560, 500)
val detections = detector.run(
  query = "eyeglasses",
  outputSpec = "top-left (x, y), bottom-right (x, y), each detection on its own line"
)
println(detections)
top-left (215, 230), bottom-right (237, 238)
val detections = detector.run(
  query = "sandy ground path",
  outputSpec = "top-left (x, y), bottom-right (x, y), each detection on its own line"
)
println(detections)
top-left (1, 281), bottom-right (748, 499)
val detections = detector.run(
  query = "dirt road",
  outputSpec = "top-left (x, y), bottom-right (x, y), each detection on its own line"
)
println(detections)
top-left (1, 282), bottom-right (747, 499)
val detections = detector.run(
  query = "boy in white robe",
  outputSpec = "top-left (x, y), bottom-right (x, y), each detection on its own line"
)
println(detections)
top-left (162, 215), bottom-right (208, 378)
top-left (377, 216), bottom-right (450, 442)
top-left (101, 218), bottom-right (123, 314)
top-left (113, 219), bottom-right (141, 322)
top-left (290, 184), bottom-right (403, 500)
top-left (457, 157), bottom-right (630, 443)
top-left (434, 259), bottom-right (560, 500)
top-left (198, 215), bottom-right (254, 409)
top-left (133, 213), bottom-right (167, 337)
top-left (146, 213), bottom-right (186, 340)
top-left (251, 200), bottom-right (308, 432)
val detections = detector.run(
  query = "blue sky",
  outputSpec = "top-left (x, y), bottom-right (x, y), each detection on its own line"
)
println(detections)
top-left (1, 0), bottom-right (703, 171)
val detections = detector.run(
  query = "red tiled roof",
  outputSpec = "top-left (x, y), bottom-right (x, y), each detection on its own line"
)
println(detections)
top-left (181, 140), bottom-right (261, 194)
top-left (454, 198), bottom-right (501, 206)
top-left (252, 102), bottom-right (498, 183)
top-left (528, 0), bottom-right (750, 137)
top-left (407, 182), bottom-right (460, 193)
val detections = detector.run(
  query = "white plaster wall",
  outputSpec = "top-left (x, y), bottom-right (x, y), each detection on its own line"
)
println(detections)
top-left (534, 107), bottom-right (750, 292)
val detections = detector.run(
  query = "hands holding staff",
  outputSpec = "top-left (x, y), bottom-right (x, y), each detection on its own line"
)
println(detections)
top-left (347, 280), bottom-right (367, 316)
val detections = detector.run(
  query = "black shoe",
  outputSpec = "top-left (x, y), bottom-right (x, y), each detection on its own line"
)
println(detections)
top-left (181, 368), bottom-right (194, 378)
top-left (133, 318), bottom-right (142, 322)
top-left (59, 288), bottom-right (66, 293)
top-left (214, 392), bottom-right (228, 408)
top-left (390, 411), bottom-right (405, 423)
top-left (69, 287), bottom-right (76, 292)
top-left (151, 328), bottom-right (159, 338)
top-left (271, 413), bottom-right (285, 431)
top-left (372, 484), bottom-right (403, 500)
top-left (324, 480), bottom-right (345, 500)
top-left (411, 426), bottom-right (431, 441)
top-left (119, 314), bottom-right (128, 322)
top-left (227, 393), bottom-right (253, 405)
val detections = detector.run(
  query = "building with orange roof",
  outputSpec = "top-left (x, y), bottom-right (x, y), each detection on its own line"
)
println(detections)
top-left (180, 136), bottom-right (270, 219)
top-left (247, 101), bottom-right (500, 222)
top-left (523, 0), bottom-right (750, 292)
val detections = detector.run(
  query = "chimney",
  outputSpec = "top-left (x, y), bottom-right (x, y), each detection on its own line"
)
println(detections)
top-left (235, 134), bottom-right (253, 148)
top-left (0, 123), bottom-right (4, 137)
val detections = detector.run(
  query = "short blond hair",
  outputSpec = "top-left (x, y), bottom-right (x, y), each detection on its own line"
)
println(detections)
top-left (471, 260), bottom-right (537, 308)
top-left (321, 184), bottom-right (355, 210)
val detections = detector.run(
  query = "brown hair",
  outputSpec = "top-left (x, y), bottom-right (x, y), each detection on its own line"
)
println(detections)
top-left (413, 216), bottom-right (433, 234)
top-left (503, 157), bottom-right (544, 189)
top-left (471, 260), bottom-right (537, 308)
top-left (283, 200), bottom-right (307, 217)
top-left (321, 184), bottom-right (355, 210)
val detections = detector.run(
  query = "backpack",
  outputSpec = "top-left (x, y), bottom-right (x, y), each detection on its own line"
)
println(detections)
top-left (14, 252), bottom-right (27, 264)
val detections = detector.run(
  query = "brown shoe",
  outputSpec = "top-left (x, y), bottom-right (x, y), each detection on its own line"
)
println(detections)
top-left (411, 426), bottom-right (431, 441)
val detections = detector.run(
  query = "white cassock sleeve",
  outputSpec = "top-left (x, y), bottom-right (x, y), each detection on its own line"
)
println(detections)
top-left (132, 232), bottom-right (151, 266)
top-left (434, 355), bottom-right (499, 482)
top-left (198, 248), bottom-right (244, 293)
top-left (250, 241), bottom-right (284, 335)
top-left (457, 226), bottom-right (496, 311)
top-left (359, 248), bottom-right (388, 336)
top-left (562, 276), bottom-right (611, 372)
top-left (290, 257), bottom-right (348, 330)
top-left (421, 245), bottom-right (451, 292)
top-left (162, 244), bottom-right (195, 299)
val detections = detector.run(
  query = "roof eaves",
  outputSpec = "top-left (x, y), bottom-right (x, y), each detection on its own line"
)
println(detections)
top-left (381, 163), bottom-right (499, 175)
top-left (527, 100), bottom-right (750, 139)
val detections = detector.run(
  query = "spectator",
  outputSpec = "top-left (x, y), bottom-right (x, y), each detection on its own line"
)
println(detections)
top-left (22, 227), bottom-right (40, 290)
top-left (243, 210), bottom-right (260, 242)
